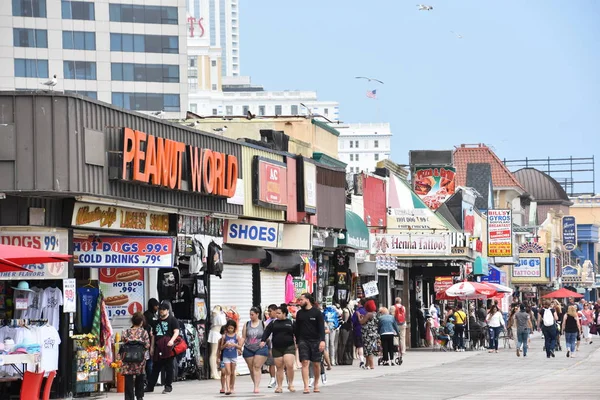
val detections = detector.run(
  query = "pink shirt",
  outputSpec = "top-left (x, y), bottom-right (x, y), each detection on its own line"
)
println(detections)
top-left (580, 309), bottom-right (594, 324)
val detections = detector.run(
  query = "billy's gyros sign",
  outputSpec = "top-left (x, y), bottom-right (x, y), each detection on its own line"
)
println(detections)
top-left (119, 128), bottom-right (238, 197)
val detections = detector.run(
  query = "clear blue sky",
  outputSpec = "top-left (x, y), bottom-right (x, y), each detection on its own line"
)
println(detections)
top-left (239, 0), bottom-right (600, 179)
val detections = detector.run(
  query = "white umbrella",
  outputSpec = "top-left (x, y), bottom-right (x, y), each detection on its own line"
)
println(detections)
top-left (445, 281), bottom-right (498, 299)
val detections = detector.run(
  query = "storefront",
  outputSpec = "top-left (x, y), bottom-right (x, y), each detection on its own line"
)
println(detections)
top-left (512, 242), bottom-right (556, 300)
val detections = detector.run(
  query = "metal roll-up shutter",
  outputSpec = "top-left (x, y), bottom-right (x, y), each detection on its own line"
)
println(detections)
top-left (260, 270), bottom-right (287, 309)
top-left (210, 264), bottom-right (253, 328)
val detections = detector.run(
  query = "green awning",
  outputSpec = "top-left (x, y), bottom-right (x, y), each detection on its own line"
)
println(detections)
top-left (339, 210), bottom-right (370, 250)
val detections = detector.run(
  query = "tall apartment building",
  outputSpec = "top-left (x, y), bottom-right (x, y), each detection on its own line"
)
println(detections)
top-left (2, 0), bottom-right (188, 117)
top-left (336, 123), bottom-right (392, 174)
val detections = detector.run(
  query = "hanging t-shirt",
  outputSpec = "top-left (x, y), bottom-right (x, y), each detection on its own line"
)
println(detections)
top-left (171, 284), bottom-right (193, 320)
top-left (39, 325), bottom-right (61, 373)
top-left (189, 239), bottom-right (205, 275)
top-left (207, 242), bottom-right (223, 279)
top-left (28, 287), bottom-right (45, 320)
top-left (77, 287), bottom-right (99, 332)
top-left (42, 287), bottom-right (63, 330)
top-left (157, 268), bottom-right (180, 302)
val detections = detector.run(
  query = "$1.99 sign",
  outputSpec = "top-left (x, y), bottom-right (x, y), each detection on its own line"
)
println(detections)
top-left (99, 267), bottom-right (145, 318)
top-left (73, 236), bottom-right (174, 268)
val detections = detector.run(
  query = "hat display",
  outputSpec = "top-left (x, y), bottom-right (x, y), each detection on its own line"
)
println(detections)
top-left (11, 281), bottom-right (33, 292)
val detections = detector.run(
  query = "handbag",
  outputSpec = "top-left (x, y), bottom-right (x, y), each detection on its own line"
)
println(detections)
top-left (172, 336), bottom-right (188, 356)
top-left (120, 340), bottom-right (146, 363)
top-left (590, 324), bottom-right (598, 335)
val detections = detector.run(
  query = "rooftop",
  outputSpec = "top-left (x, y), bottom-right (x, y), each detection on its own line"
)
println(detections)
top-left (513, 168), bottom-right (572, 205)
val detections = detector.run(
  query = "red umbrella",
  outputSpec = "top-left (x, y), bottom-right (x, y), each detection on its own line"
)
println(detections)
top-left (0, 244), bottom-right (71, 272)
top-left (542, 287), bottom-right (584, 299)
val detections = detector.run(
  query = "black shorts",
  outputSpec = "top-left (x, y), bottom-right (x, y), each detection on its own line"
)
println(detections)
top-left (298, 340), bottom-right (322, 363)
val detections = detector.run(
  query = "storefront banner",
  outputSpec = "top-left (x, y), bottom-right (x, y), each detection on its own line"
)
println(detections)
top-left (292, 279), bottom-right (308, 300)
top-left (71, 202), bottom-right (170, 234)
top-left (413, 166), bottom-right (456, 210)
top-left (513, 257), bottom-right (541, 277)
top-left (63, 278), bottom-right (77, 313)
top-left (253, 156), bottom-right (288, 210)
top-left (562, 216), bottom-right (577, 251)
top-left (280, 224), bottom-right (312, 251)
top-left (304, 162), bottom-right (317, 211)
top-left (434, 276), bottom-right (453, 293)
top-left (561, 265), bottom-right (579, 277)
top-left (387, 208), bottom-right (432, 230)
top-left (0, 229), bottom-right (69, 279)
top-left (487, 209), bottom-right (512, 257)
top-left (371, 233), bottom-right (451, 256)
top-left (224, 219), bottom-right (283, 248)
top-left (99, 267), bottom-right (145, 318)
top-left (362, 280), bottom-right (379, 297)
top-left (73, 237), bottom-right (174, 268)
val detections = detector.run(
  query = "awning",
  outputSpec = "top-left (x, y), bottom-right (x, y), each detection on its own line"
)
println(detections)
top-left (339, 210), bottom-right (370, 250)
top-left (223, 244), bottom-right (266, 265)
top-left (261, 250), bottom-right (304, 272)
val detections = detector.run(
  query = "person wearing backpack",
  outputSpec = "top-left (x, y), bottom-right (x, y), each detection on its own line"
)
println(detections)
top-left (121, 312), bottom-right (150, 400)
top-left (537, 299), bottom-right (559, 358)
top-left (393, 298), bottom-right (407, 355)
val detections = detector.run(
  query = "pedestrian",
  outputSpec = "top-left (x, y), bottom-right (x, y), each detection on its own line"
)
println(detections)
top-left (351, 299), bottom-right (367, 368)
top-left (392, 298), bottom-right (407, 355)
top-left (260, 304), bottom-right (296, 393)
top-left (579, 303), bottom-right (594, 345)
top-left (217, 325), bottom-right (226, 394)
top-left (360, 299), bottom-right (379, 369)
top-left (506, 305), bottom-right (519, 349)
top-left (562, 305), bottom-right (582, 358)
top-left (452, 303), bottom-right (467, 352)
top-left (378, 307), bottom-right (399, 366)
top-left (515, 304), bottom-right (533, 357)
top-left (121, 312), bottom-right (150, 400)
top-left (220, 319), bottom-right (242, 396)
top-left (553, 301), bottom-right (564, 351)
top-left (242, 306), bottom-right (269, 394)
top-left (143, 298), bottom-right (159, 382)
top-left (414, 301), bottom-right (426, 347)
top-left (145, 304), bottom-right (180, 394)
top-left (264, 304), bottom-right (278, 389)
top-left (486, 305), bottom-right (505, 353)
top-left (537, 300), bottom-right (559, 358)
top-left (295, 293), bottom-right (326, 394)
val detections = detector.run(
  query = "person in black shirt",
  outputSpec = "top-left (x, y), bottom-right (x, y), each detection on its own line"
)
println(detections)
top-left (294, 293), bottom-right (325, 394)
top-left (146, 304), bottom-right (180, 394)
top-left (143, 298), bottom-right (159, 381)
top-left (260, 304), bottom-right (296, 393)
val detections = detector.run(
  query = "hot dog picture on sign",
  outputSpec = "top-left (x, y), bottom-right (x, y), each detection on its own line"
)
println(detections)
top-left (99, 268), bottom-right (145, 318)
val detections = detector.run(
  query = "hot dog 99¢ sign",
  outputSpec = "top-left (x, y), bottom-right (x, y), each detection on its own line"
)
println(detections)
top-left (99, 268), bottom-right (145, 318)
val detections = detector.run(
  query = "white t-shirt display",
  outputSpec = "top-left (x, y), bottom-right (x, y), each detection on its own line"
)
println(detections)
top-left (38, 325), bottom-right (61, 374)
top-left (42, 287), bottom-right (63, 330)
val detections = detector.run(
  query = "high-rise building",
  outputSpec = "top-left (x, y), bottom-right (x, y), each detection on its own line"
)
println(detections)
top-left (1, 0), bottom-right (188, 117)
top-left (187, 0), bottom-right (239, 77)
top-left (336, 123), bottom-right (392, 174)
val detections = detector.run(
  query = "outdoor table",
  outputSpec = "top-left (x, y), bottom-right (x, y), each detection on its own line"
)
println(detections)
top-left (0, 353), bottom-right (41, 378)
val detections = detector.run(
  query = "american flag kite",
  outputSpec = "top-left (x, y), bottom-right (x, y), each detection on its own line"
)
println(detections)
top-left (366, 89), bottom-right (377, 99)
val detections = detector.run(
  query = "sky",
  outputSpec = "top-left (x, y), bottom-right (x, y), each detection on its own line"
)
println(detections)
top-left (239, 0), bottom-right (600, 192)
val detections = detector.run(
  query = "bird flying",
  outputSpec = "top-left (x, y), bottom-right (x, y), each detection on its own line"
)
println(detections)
top-left (417, 5), bottom-right (433, 11)
top-left (355, 76), bottom-right (384, 84)
top-left (41, 74), bottom-right (57, 90)
top-left (451, 31), bottom-right (463, 39)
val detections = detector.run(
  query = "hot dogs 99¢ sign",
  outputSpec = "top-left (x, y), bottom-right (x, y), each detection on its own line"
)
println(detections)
top-left (99, 268), bottom-right (145, 318)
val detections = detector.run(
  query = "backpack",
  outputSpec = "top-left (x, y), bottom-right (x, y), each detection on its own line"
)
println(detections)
top-left (120, 340), bottom-right (146, 363)
top-left (208, 242), bottom-right (223, 279)
top-left (395, 305), bottom-right (406, 324)
top-left (543, 308), bottom-right (555, 327)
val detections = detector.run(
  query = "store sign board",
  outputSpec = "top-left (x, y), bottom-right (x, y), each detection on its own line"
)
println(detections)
top-left (304, 161), bottom-right (317, 212)
top-left (71, 202), bottom-right (170, 234)
top-left (487, 209), bottom-right (512, 257)
top-left (413, 166), bottom-right (456, 210)
top-left (252, 156), bottom-right (288, 210)
top-left (280, 224), bottom-right (312, 251)
top-left (73, 236), bottom-right (174, 268)
top-left (118, 128), bottom-right (239, 198)
top-left (224, 219), bottom-right (282, 248)
top-left (362, 280), bottom-right (379, 297)
top-left (63, 278), bottom-right (77, 313)
top-left (0, 229), bottom-right (69, 279)
top-left (562, 216), bottom-right (577, 251)
top-left (292, 279), bottom-right (307, 300)
top-left (387, 208), bottom-right (432, 230)
top-left (561, 265), bottom-right (579, 277)
top-left (513, 257), bottom-right (541, 277)
top-left (99, 267), bottom-right (145, 318)
top-left (434, 276), bottom-right (453, 293)
top-left (371, 233), bottom-right (451, 256)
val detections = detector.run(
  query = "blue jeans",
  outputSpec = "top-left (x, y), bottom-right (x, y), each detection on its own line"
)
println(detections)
top-left (542, 324), bottom-right (557, 357)
top-left (488, 326), bottom-right (502, 350)
top-left (565, 332), bottom-right (577, 353)
top-left (516, 329), bottom-right (530, 355)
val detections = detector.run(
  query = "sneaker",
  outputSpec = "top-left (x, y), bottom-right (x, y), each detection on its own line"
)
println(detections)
top-left (162, 386), bottom-right (172, 394)
top-left (523, 353), bottom-right (527, 357)
top-left (551, 351), bottom-right (555, 358)
top-left (321, 374), bottom-right (327, 385)
top-left (516, 348), bottom-right (521, 357)
top-left (308, 378), bottom-right (314, 388)
top-left (268, 377), bottom-right (276, 388)
top-left (566, 350), bottom-right (570, 358)
top-left (359, 361), bottom-right (365, 369)
top-left (571, 353), bottom-right (576, 358)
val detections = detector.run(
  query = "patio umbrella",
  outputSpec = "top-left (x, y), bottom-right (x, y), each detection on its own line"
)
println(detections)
top-left (482, 282), bottom-right (513, 295)
top-left (542, 287), bottom-right (583, 299)
top-left (0, 244), bottom-right (71, 271)
top-left (445, 281), bottom-right (498, 299)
